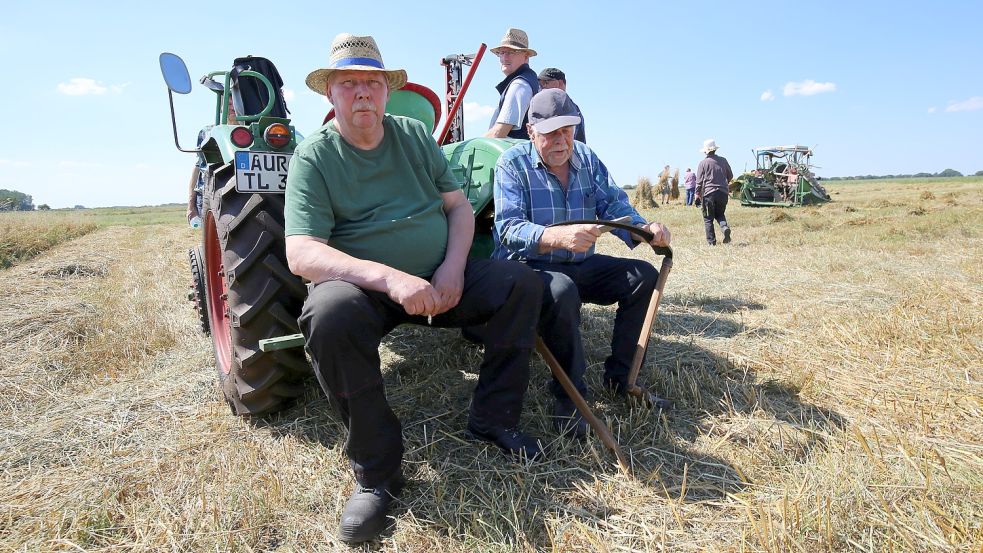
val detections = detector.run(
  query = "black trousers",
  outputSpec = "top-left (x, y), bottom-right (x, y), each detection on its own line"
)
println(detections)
top-left (527, 254), bottom-right (658, 403)
top-left (702, 190), bottom-right (730, 244)
top-left (298, 258), bottom-right (541, 487)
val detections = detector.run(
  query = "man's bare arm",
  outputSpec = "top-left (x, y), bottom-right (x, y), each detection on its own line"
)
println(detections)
top-left (285, 235), bottom-right (441, 316)
top-left (439, 189), bottom-right (474, 269)
top-left (485, 123), bottom-right (514, 138)
top-left (429, 189), bottom-right (474, 313)
top-left (286, 235), bottom-right (393, 289)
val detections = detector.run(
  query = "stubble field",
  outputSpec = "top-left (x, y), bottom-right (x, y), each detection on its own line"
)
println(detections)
top-left (1, 178), bottom-right (980, 552)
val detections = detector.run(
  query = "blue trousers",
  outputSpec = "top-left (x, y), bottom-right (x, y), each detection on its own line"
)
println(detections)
top-left (526, 254), bottom-right (658, 403)
top-left (685, 188), bottom-right (696, 205)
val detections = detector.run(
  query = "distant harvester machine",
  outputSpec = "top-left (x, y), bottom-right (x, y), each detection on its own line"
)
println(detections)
top-left (730, 145), bottom-right (831, 207)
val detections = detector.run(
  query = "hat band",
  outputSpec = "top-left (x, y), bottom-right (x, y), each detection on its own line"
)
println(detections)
top-left (330, 56), bottom-right (385, 69)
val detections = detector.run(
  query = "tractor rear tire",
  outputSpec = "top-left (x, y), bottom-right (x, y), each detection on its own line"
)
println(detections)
top-left (188, 245), bottom-right (210, 336)
top-left (201, 163), bottom-right (311, 416)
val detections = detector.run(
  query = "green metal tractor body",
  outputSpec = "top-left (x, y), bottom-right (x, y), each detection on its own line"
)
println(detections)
top-left (442, 137), bottom-right (522, 258)
top-left (730, 145), bottom-right (831, 207)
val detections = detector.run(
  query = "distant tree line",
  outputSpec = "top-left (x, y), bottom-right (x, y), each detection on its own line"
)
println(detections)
top-left (0, 189), bottom-right (34, 211)
top-left (825, 169), bottom-right (977, 181)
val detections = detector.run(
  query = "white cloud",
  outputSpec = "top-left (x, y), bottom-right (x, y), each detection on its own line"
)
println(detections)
top-left (462, 102), bottom-right (495, 123)
top-left (282, 87), bottom-right (296, 102)
top-left (927, 106), bottom-right (937, 113)
top-left (57, 78), bottom-right (108, 96)
top-left (56, 77), bottom-right (127, 96)
top-left (945, 96), bottom-right (983, 112)
top-left (783, 80), bottom-right (837, 97)
top-left (760, 90), bottom-right (775, 101)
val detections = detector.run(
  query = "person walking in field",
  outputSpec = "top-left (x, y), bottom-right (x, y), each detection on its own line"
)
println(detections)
top-left (683, 167), bottom-right (697, 206)
top-left (695, 139), bottom-right (734, 245)
top-left (284, 33), bottom-right (544, 544)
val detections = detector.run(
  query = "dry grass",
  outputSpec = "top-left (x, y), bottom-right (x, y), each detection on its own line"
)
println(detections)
top-left (0, 211), bottom-right (97, 268)
top-left (1, 178), bottom-right (981, 551)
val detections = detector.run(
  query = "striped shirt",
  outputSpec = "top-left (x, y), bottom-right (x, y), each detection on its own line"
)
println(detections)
top-left (492, 141), bottom-right (646, 263)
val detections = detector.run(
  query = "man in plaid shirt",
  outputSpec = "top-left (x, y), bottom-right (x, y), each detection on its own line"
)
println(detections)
top-left (492, 89), bottom-right (672, 440)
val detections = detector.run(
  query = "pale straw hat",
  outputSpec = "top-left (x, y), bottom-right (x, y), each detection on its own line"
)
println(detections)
top-left (490, 28), bottom-right (538, 57)
top-left (701, 138), bottom-right (720, 154)
top-left (305, 33), bottom-right (407, 95)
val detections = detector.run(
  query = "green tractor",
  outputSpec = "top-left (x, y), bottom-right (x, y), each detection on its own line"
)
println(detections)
top-left (729, 145), bottom-right (831, 207)
top-left (159, 46), bottom-right (519, 416)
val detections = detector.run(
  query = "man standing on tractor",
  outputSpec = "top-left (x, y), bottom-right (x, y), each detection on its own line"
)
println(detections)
top-left (537, 67), bottom-right (586, 143)
top-left (492, 88), bottom-right (673, 440)
top-left (284, 33), bottom-right (544, 544)
top-left (485, 27), bottom-right (539, 139)
top-left (695, 138), bottom-right (734, 245)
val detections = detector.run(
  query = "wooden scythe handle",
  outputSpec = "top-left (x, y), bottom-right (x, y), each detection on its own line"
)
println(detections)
top-left (535, 337), bottom-right (630, 473)
top-left (547, 219), bottom-right (675, 401)
top-left (626, 251), bottom-right (673, 396)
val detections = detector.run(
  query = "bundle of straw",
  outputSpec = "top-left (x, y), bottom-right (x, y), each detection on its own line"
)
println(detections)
top-left (669, 169), bottom-right (680, 200)
top-left (632, 176), bottom-right (657, 209)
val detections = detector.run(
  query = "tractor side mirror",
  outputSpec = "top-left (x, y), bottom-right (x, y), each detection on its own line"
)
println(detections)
top-left (159, 52), bottom-right (192, 94)
top-left (159, 52), bottom-right (198, 153)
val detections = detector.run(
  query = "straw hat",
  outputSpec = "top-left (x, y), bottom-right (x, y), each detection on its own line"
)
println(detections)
top-left (305, 33), bottom-right (407, 95)
top-left (701, 139), bottom-right (720, 154)
top-left (490, 28), bottom-right (537, 57)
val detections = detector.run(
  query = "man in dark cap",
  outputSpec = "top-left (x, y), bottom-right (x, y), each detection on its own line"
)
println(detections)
top-left (537, 67), bottom-right (586, 143)
top-left (493, 88), bottom-right (673, 441)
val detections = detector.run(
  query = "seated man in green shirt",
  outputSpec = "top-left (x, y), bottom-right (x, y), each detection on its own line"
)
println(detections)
top-left (284, 33), bottom-right (544, 545)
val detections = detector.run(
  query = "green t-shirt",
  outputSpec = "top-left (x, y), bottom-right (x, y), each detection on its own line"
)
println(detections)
top-left (284, 115), bottom-right (461, 278)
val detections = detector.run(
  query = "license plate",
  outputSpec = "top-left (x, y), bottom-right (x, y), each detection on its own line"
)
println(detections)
top-left (235, 151), bottom-right (291, 194)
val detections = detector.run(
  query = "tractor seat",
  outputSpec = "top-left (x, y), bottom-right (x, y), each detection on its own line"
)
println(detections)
top-left (322, 82), bottom-right (442, 133)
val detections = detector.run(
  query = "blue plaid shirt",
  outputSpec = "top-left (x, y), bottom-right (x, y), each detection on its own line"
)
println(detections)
top-left (492, 141), bottom-right (646, 263)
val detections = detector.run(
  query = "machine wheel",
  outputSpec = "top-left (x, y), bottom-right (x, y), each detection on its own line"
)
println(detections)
top-left (187, 245), bottom-right (210, 335)
top-left (202, 163), bottom-right (311, 416)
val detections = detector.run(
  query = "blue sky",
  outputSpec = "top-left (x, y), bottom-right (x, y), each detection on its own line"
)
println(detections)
top-left (2, 1), bottom-right (981, 208)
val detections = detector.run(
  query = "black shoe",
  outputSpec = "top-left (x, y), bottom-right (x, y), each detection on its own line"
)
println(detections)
top-left (553, 399), bottom-right (588, 441)
top-left (707, 240), bottom-right (716, 246)
top-left (604, 375), bottom-right (633, 397)
top-left (466, 423), bottom-right (544, 460)
top-left (723, 228), bottom-right (732, 244)
top-left (338, 473), bottom-right (404, 544)
top-left (604, 376), bottom-right (674, 411)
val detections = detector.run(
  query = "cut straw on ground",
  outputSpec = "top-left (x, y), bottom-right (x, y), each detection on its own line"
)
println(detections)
top-left (1, 178), bottom-right (981, 551)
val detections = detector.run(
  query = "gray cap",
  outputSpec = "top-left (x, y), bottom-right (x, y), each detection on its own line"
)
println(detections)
top-left (528, 89), bottom-right (582, 134)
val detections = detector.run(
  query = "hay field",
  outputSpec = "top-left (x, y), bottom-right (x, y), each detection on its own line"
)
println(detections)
top-left (0, 211), bottom-right (97, 268)
top-left (1, 178), bottom-right (980, 551)
top-left (0, 206), bottom-right (183, 268)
